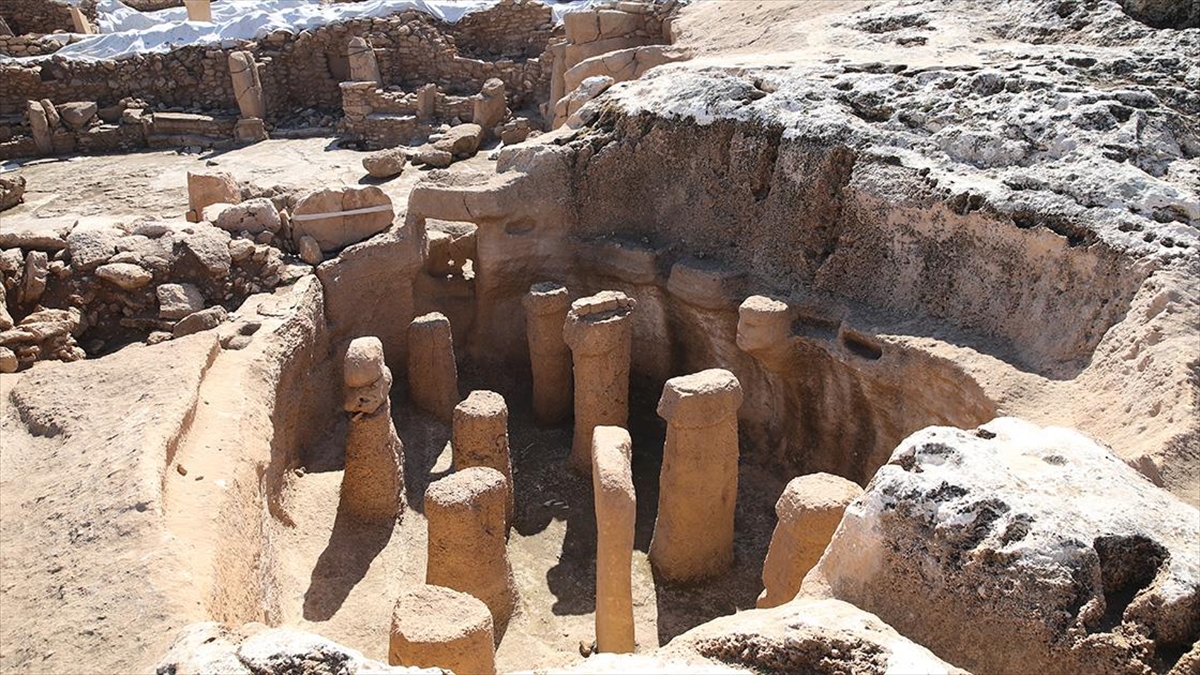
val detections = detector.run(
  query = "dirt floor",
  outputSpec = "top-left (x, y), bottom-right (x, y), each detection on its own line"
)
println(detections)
top-left (276, 364), bottom-right (784, 671)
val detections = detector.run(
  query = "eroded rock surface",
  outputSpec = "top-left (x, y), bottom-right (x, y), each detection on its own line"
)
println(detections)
top-left (806, 417), bottom-right (1200, 675)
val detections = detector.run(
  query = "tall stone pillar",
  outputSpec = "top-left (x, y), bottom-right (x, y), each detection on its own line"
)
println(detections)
top-left (650, 368), bottom-right (743, 583)
top-left (26, 101), bottom-right (52, 156)
top-left (347, 36), bottom-right (382, 85)
top-left (562, 291), bottom-right (636, 476)
top-left (757, 473), bottom-right (863, 608)
top-left (416, 83), bottom-right (437, 120)
top-left (407, 312), bottom-right (460, 422)
top-left (473, 78), bottom-right (507, 138)
top-left (523, 282), bottom-right (573, 427)
top-left (341, 337), bottom-right (405, 522)
top-left (228, 50), bottom-right (266, 120)
top-left (592, 425), bottom-right (636, 653)
top-left (184, 0), bottom-right (212, 22)
top-left (69, 6), bottom-right (95, 34)
top-left (425, 467), bottom-right (518, 640)
top-left (452, 390), bottom-right (514, 529)
top-left (390, 584), bottom-right (496, 675)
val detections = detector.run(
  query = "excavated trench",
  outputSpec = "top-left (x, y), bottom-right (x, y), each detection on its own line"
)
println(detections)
top-left (154, 112), bottom-right (1186, 671)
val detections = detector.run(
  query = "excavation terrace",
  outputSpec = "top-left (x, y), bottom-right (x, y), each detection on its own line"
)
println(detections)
top-left (0, 1), bottom-right (1198, 674)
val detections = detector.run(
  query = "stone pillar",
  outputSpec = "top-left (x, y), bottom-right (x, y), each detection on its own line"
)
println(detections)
top-left (184, 0), bottom-right (212, 22)
top-left (592, 425), bottom-right (636, 654)
top-left (26, 101), bottom-right (52, 156)
top-left (650, 368), bottom-right (743, 583)
top-left (407, 312), bottom-right (459, 422)
top-left (341, 337), bottom-right (405, 523)
top-left (757, 472), bottom-right (863, 608)
top-left (562, 291), bottom-right (635, 476)
top-left (347, 37), bottom-right (382, 85)
top-left (228, 51), bottom-right (266, 120)
top-left (69, 6), bottom-right (94, 34)
top-left (425, 467), bottom-right (518, 640)
top-left (390, 584), bottom-right (496, 674)
top-left (736, 295), bottom-right (791, 371)
top-left (417, 83), bottom-right (437, 120)
top-left (523, 282), bottom-right (573, 427)
top-left (452, 390), bottom-right (514, 529)
top-left (473, 78), bottom-right (507, 138)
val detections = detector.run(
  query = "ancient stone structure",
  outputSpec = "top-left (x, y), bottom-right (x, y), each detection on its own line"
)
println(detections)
top-left (407, 312), bottom-right (459, 422)
top-left (756, 472), bottom-right (862, 609)
top-left (228, 51), bottom-right (266, 120)
top-left (425, 467), bottom-right (518, 639)
top-left (291, 185), bottom-right (394, 252)
top-left (341, 336), bottom-right (405, 523)
top-left (186, 170), bottom-right (241, 223)
top-left (650, 368), bottom-right (744, 583)
top-left (389, 584), bottom-right (496, 674)
top-left (416, 83), bottom-right (437, 120)
top-left (69, 6), bottom-right (94, 34)
top-left (562, 291), bottom-right (635, 476)
top-left (26, 100), bottom-right (51, 155)
top-left (452, 390), bottom-right (514, 528)
top-left (591, 425), bottom-right (636, 654)
top-left (473, 78), bottom-right (508, 137)
top-left (347, 37), bottom-right (382, 85)
top-left (522, 282), bottom-right (573, 426)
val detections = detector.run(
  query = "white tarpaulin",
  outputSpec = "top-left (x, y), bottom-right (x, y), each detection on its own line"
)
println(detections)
top-left (21, 0), bottom-right (608, 62)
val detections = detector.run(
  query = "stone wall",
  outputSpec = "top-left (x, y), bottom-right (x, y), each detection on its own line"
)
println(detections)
top-left (0, 0), bottom-right (97, 36)
top-left (0, 5), bottom-right (555, 119)
top-left (453, 0), bottom-right (555, 59)
top-left (0, 33), bottom-right (71, 57)
top-left (339, 81), bottom-right (475, 147)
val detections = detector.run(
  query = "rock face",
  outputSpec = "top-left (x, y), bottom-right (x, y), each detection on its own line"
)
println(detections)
top-left (807, 417), bottom-right (1200, 675)
top-left (757, 473), bottom-right (863, 609)
top-left (156, 622), bottom-right (438, 675)
top-left (666, 597), bottom-right (967, 675)
top-left (292, 186), bottom-right (394, 253)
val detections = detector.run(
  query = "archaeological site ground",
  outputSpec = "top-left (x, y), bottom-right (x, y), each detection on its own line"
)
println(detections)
top-left (0, 0), bottom-right (1197, 673)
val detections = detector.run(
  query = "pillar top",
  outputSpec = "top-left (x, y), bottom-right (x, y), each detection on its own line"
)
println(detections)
top-left (391, 584), bottom-right (493, 641)
top-left (523, 282), bottom-right (570, 314)
top-left (344, 336), bottom-right (385, 387)
top-left (562, 291), bottom-right (635, 353)
top-left (592, 425), bottom-right (633, 494)
top-left (411, 311), bottom-right (451, 328)
top-left (776, 472), bottom-right (864, 520)
top-left (454, 390), bottom-right (508, 421)
top-left (657, 368), bottom-right (743, 426)
top-left (425, 466), bottom-right (505, 508)
top-left (739, 295), bottom-right (788, 315)
top-left (737, 295), bottom-right (791, 353)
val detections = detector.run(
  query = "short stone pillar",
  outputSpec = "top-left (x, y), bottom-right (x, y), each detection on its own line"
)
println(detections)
top-left (341, 337), bottom-right (405, 522)
top-left (425, 467), bottom-right (518, 640)
top-left (26, 101), bottom-right (52, 155)
top-left (523, 282), bottom-right (573, 427)
top-left (347, 37), bottom-right (382, 85)
top-left (389, 584), bottom-right (496, 674)
top-left (183, 0), bottom-right (212, 22)
top-left (417, 83), bottom-right (437, 120)
top-left (592, 425), bottom-right (636, 654)
top-left (228, 50), bottom-right (266, 120)
top-left (562, 291), bottom-right (636, 476)
top-left (453, 390), bottom-right (514, 529)
top-left (473, 78), bottom-right (507, 137)
top-left (757, 473), bottom-right (863, 608)
top-left (650, 368), bottom-right (743, 583)
top-left (407, 312), bottom-right (459, 422)
top-left (736, 295), bottom-right (791, 371)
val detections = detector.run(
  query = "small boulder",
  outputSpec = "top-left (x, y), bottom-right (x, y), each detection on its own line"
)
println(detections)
top-left (0, 346), bottom-right (16, 373)
top-left (96, 262), bottom-right (152, 291)
top-left (180, 226), bottom-right (232, 278)
top-left (432, 123), bottom-right (482, 156)
top-left (19, 250), bottom-right (48, 305)
top-left (66, 227), bottom-right (119, 272)
top-left (0, 174), bottom-right (25, 212)
top-left (173, 306), bottom-right (228, 338)
top-left (298, 235), bottom-right (322, 266)
top-left (209, 198), bottom-right (281, 235)
top-left (228, 238), bottom-right (255, 262)
top-left (58, 101), bottom-right (98, 130)
top-left (411, 146), bottom-right (453, 169)
top-left (362, 147), bottom-right (407, 179)
top-left (187, 171), bottom-right (241, 223)
top-left (157, 283), bottom-right (205, 320)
